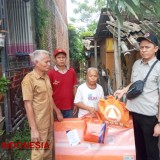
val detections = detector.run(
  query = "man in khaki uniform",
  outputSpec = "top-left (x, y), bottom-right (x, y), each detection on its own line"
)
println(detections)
top-left (21, 50), bottom-right (54, 160)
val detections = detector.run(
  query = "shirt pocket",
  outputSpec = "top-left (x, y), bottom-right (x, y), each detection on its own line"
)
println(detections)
top-left (131, 71), bottom-right (138, 82)
top-left (36, 86), bottom-right (47, 93)
top-left (34, 85), bottom-right (48, 101)
top-left (146, 74), bottom-right (158, 90)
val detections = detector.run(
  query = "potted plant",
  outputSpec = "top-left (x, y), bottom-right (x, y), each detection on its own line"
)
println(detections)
top-left (0, 76), bottom-right (10, 99)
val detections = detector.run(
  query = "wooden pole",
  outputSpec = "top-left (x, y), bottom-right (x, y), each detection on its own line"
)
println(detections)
top-left (94, 39), bottom-right (97, 67)
top-left (114, 39), bottom-right (122, 90)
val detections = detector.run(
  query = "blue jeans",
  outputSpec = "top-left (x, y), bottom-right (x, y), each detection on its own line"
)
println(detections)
top-left (61, 109), bottom-right (73, 118)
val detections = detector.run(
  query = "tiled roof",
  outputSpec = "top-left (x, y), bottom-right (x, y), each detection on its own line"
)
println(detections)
top-left (95, 9), bottom-right (160, 47)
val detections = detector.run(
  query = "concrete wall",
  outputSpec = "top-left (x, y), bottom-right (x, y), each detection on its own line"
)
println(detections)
top-left (54, 0), bottom-right (69, 64)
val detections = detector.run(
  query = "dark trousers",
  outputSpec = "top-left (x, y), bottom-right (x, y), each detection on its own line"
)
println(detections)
top-left (61, 109), bottom-right (73, 118)
top-left (131, 112), bottom-right (159, 160)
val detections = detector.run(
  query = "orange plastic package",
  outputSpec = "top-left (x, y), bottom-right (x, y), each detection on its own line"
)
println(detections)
top-left (83, 112), bottom-right (106, 143)
top-left (54, 118), bottom-right (136, 160)
top-left (98, 96), bottom-right (132, 128)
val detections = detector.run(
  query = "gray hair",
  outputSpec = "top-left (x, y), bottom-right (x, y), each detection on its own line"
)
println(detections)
top-left (86, 67), bottom-right (98, 75)
top-left (29, 50), bottom-right (51, 63)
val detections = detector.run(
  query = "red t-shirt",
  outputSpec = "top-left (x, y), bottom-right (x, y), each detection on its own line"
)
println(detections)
top-left (48, 68), bottom-right (78, 110)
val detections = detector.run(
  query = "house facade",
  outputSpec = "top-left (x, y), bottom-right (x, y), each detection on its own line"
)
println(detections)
top-left (0, 0), bottom-right (69, 134)
top-left (93, 9), bottom-right (160, 94)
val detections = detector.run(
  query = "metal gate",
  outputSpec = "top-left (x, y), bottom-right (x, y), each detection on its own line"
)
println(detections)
top-left (0, 0), bottom-right (33, 134)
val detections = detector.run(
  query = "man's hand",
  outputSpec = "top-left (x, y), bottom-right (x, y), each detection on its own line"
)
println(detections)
top-left (73, 106), bottom-right (78, 116)
top-left (153, 124), bottom-right (160, 137)
top-left (87, 106), bottom-right (96, 115)
top-left (24, 100), bottom-right (40, 142)
top-left (114, 84), bottom-right (131, 99)
top-left (114, 89), bottom-right (125, 100)
top-left (53, 105), bottom-right (63, 121)
top-left (31, 128), bottom-right (40, 142)
top-left (57, 112), bottom-right (63, 121)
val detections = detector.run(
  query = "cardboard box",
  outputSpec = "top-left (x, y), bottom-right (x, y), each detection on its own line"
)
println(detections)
top-left (54, 118), bottom-right (136, 160)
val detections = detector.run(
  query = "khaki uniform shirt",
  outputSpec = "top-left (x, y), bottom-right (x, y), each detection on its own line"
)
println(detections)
top-left (21, 70), bottom-right (53, 130)
top-left (127, 57), bottom-right (160, 116)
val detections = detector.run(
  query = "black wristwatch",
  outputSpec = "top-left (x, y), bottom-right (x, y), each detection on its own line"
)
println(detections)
top-left (157, 121), bottom-right (160, 126)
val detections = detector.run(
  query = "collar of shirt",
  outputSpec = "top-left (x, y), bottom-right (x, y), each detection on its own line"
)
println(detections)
top-left (54, 65), bottom-right (69, 74)
top-left (141, 57), bottom-right (157, 67)
top-left (33, 69), bottom-right (47, 80)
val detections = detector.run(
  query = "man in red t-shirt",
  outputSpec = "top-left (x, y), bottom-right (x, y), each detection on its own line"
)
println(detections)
top-left (48, 48), bottom-right (78, 121)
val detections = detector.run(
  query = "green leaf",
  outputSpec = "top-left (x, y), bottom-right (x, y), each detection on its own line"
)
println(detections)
top-left (0, 77), bottom-right (10, 95)
top-left (123, 1), bottom-right (139, 19)
top-left (114, 4), bottom-right (123, 26)
top-left (119, 0), bottom-right (126, 11)
top-left (126, 0), bottom-right (141, 11)
top-left (132, 0), bottom-right (140, 6)
top-left (108, 0), bottom-right (116, 10)
top-left (140, 3), bottom-right (155, 16)
top-left (142, 0), bottom-right (160, 11)
top-left (0, 129), bottom-right (4, 136)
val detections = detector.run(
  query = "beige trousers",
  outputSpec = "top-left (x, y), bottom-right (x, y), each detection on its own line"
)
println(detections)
top-left (31, 127), bottom-right (53, 160)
